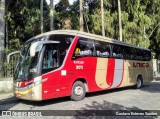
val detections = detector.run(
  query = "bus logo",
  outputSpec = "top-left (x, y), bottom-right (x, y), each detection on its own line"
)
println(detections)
top-left (133, 63), bottom-right (149, 68)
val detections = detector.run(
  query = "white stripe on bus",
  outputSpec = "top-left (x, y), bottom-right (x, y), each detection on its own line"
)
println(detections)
top-left (110, 59), bottom-right (123, 88)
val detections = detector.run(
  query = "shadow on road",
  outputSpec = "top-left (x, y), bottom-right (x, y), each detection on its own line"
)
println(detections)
top-left (73, 100), bottom-right (158, 119)
top-left (140, 81), bottom-right (160, 93)
top-left (0, 81), bottom-right (159, 111)
top-left (0, 96), bottom-right (20, 110)
top-left (21, 87), bottom-right (133, 107)
top-left (21, 96), bottom-right (71, 107)
top-left (86, 86), bottom-right (133, 98)
top-left (16, 81), bottom-right (159, 107)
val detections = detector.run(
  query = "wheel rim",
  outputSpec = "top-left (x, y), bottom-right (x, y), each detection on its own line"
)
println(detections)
top-left (74, 86), bottom-right (83, 96)
top-left (137, 79), bottom-right (142, 88)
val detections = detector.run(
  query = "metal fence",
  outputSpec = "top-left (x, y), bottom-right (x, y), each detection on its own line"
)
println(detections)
top-left (0, 54), bottom-right (19, 80)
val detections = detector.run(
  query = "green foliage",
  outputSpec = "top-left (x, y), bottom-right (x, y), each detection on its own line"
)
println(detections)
top-left (70, 0), bottom-right (80, 30)
top-left (55, 0), bottom-right (72, 29)
top-left (85, 0), bottom-right (159, 58)
top-left (4, 0), bottom-right (160, 59)
top-left (6, 0), bottom-right (49, 49)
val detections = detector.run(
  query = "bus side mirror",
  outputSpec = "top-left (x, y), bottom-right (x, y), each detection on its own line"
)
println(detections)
top-left (7, 51), bottom-right (20, 63)
top-left (30, 42), bottom-right (39, 57)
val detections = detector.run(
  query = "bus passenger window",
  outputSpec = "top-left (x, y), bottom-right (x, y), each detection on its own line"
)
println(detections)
top-left (112, 44), bottom-right (123, 59)
top-left (143, 50), bottom-right (151, 61)
top-left (95, 41), bottom-right (110, 58)
top-left (73, 37), bottom-right (94, 58)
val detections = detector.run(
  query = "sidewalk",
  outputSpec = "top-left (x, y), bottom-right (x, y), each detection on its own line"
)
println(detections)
top-left (154, 73), bottom-right (160, 80)
top-left (0, 93), bottom-right (14, 100)
top-left (0, 80), bottom-right (13, 93)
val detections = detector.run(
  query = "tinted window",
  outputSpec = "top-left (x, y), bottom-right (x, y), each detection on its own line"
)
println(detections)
top-left (42, 45), bottom-right (59, 74)
top-left (110, 44), bottom-right (150, 61)
top-left (49, 35), bottom-right (74, 44)
top-left (41, 35), bottom-right (75, 74)
top-left (95, 41), bottom-right (111, 58)
top-left (73, 37), bottom-right (94, 58)
top-left (49, 35), bottom-right (75, 54)
top-left (111, 44), bottom-right (123, 59)
top-left (135, 49), bottom-right (143, 60)
top-left (49, 34), bottom-right (75, 65)
top-left (142, 50), bottom-right (151, 61)
top-left (122, 46), bottom-right (134, 60)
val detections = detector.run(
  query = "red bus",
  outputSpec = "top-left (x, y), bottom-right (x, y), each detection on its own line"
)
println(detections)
top-left (13, 30), bottom-right (153, 101)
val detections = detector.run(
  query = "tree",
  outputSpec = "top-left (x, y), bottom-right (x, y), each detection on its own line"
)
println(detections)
top-left (50, 0), bottom-right (54, 30)
top-left (55, 0), bottom-right (71, 29)
top-left (3, 0), bottom-right (160, 59)
top-left (118, 0), bottom-right (122, 41)
top-left (5, 0), bottom-right (49, 46)
top-left (69, 0), bottom-right (80, 30)
top-left (40, 0), bottom-right (43, 33)
top-left (101, 0), bottom-right (105, 36)
top-left (86, 0), bottom-right (101, 35)
top-left (147, 0), bottom-right (160, 59)
top-left (80, 0), bottom-right (84, 31)
top-left (0, 0), bottom-right (5, 71)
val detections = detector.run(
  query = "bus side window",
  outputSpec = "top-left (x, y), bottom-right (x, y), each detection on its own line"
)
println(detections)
top-left (143, 50), bottom-right (151, 61)
top-left (125, 47), bottom-right (134, 60)
top-left (42, 46), bottom-right (59, 74)
top-left (95, 41), bottom-right (110, 58)
top-left (112, 44), bottom-right (123, 59)
top-left (73, 37), bottom-right (94, 58)
top-left (135, 49), bottom-right (143, 60)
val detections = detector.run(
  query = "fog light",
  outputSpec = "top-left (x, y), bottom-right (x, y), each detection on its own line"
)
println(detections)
top-left (16, 94), bottom-right (21, 97)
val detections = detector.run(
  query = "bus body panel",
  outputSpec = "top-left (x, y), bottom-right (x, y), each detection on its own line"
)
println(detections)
top-left (68, 57), bottom-right (98, 93)
top-left (13, 77), bottom-right (43, 101)
top-left (120, 60), bottom-right (152, 87)
top-left (42, 71), bottom-right (60, 100)
top-left (13, 30), bottom-right (153, 101)
top-left (41, 58), bottom-right (152, 100)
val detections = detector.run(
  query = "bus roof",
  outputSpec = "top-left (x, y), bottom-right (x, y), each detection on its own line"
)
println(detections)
top-left (32, 30), bottom-right (150, 51)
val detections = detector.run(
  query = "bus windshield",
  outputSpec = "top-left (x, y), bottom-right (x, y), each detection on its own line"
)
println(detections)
top-left (14, 34), bottom-right (75, 81)
top-left (14, 36), bottom-right (46, 81)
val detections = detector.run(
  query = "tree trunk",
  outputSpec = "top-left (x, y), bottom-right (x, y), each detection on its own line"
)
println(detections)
top-left (101, 0), bottom-right (105, 36)
top-left (50, 0), bottom-right (54, 31)
top-left (0, 0), bottom-right (5, 71)
top-left (80, 0), bottom-right (84, 31)
top-left (118, 0), bottom-right (122, 41)
top-left (40, 0), bottom-right (43, 33)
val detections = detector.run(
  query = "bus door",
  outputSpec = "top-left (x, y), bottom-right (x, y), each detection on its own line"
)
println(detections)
top-left (41, 44), bottom-right (61, 98)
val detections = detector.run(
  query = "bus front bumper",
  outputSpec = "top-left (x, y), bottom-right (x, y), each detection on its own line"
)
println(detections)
top-left (13, 84), bottom-right (42, 101)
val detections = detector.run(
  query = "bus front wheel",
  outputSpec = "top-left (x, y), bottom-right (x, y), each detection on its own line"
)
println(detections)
top-left (71, 81), bottom-right (86, 101)
top-left (136, 77), bottom-right (143, 89)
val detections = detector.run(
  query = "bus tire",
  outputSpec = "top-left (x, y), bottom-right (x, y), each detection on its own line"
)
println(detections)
top-left (136, 77), bottom-right (143, 89)
top-left (71, 81), bottom-right (86, 101)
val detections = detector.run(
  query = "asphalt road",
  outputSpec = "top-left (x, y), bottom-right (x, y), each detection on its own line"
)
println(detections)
top-left (0, 80), bottom-right (160, 119)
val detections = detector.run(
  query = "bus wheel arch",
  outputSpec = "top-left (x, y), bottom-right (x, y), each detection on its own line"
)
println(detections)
top-left (70, 78), bottom-right (88, 101)
top-left (136, 75), bottom-right (143, 89)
